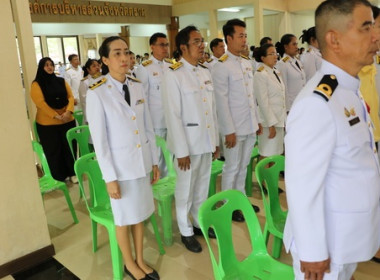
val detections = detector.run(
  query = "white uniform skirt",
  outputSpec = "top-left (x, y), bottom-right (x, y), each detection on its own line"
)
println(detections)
top-left (258, 127), bottom-right (284, 157)
top-left (110, 174), bottom-right (154, 226)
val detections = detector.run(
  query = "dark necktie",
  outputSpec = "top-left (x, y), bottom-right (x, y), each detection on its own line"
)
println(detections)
top-left (273, 71), bottom-right (281, 84)
top-left (123, 84), bottom-right (130, 106)
top-left (295, 60), bottom-right (301, 70)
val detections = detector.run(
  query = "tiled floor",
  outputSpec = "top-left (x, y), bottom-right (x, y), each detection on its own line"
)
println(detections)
top-left (3, 175), bottom-right (380, 280)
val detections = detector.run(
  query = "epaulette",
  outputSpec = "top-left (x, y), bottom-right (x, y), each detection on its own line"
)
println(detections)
top-left (206, 58), bottom-right (213, 63)
top-left (256, 66), bottom-right (264, 72)
top-left (218, 54), bottom-right (228, 62)
top-left (142, 60), bottom-right (152, 67)
top-left (66, 67), bottom-right (70, 71)
top-left (376, 55), bottom-right (380, 65)
top-left (89, 77), bottom-right (107, 90)
top-left (81, 76), bottom-right (88, 81)
top-left (127, 75), bottom-right (141, 83)
top-left (92, 72), bottom-right (102, 79)
top-left (307, 48), bottom-right (312, 53)
top-left (313, 75), bottom-right (338, 102)
top-left (198, 63), bottom-right (208, 69)
top-left (240, 55), bottom-right (250, 60)
top-left (169, 62), bottom-right (183, 71)
top-left (164, 58), bottom-right (174, 64)
top-left (282, 56), bottom-right (290, 63)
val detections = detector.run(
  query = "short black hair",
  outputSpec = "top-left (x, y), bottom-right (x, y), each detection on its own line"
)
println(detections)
top-left (149, 32), bottom-right (167, 45)
top-left (300, 27), bottom-right (316, 44)
top-left (259, 37), bottom-right (272, 46)
top-left (223, 18), bottom-right (246, 45)
top-left (372, 5), bottom-right (380, 19)
top-left (254, 43), bottom-right (274, 62)
top-left (68, 54), bottom-right (78, 62)
top-left (210, 38), bottom-right (223, 53)
top-left (175, 25), bottom-right (199, 55)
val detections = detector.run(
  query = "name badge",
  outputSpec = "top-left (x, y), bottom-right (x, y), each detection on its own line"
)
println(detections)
top-left (349, 117), bottom-right (360, 126)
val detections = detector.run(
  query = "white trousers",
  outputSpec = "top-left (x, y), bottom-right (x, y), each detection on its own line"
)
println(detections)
top-left (174, 153), bottom-right (212, 236)
top-left (154, 128), bottom-right (168, 178)
top-left (291, 246), bottom-right (357, 280)
top-left (221, 134), bottom-right (255, 193)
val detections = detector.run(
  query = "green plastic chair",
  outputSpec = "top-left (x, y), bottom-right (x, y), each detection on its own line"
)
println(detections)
top-left (32, 141), bottom-right (78, 224)
top-left (75, 153), bottom-right (165, 280)
top-left (73, 110), bottom-right (84, 126)
top-left (152, 135), bottom-right (176, 246)
top-left (33, 120), bottom-right (39, 142)
top-left (245, 145), bottom-right (260, 197)
top-left (208, 159), bottom-right (224, 197)
top-left (66, 125), bottom-right (92, 159)
top-left (255, 155), bottom-right (287, 258)
top-left (198, 189), bottom-right (294, 280)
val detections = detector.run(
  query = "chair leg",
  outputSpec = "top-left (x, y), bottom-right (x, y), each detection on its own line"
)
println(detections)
top-left (272, 236), bottom-right (283, 259)
top-left (264, 225), bottom-right (270, 246)
top-left (149, 214), bottom-right (166, 255)
top-left (60, 186), bottom-right (79, 224)
top-left (107, 226), bottom-right (124, 280)
top-left (245, 159), bottom-right (253, 197)
top-left (208, 174), bottom-right (217, 197)
top-left (91, 220), bottom-right (98, 252)
top-left (160, 195), bottom-right (174, 246)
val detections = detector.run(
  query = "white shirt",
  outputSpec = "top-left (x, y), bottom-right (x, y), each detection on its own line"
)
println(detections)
top-left (65, 65), bottom-right (83, 100)
top-left (79, 73), bottom-right (103, 123)
top-left (301, 45), bottom-right (322, 81)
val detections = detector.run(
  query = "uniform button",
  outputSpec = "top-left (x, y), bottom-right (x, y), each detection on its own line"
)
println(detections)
top-left (245, 83), bottom-right (248, 86)
top-left (205, 111), bottom-right (208, 115)
top-left (203, 98), bottom-right (207, 102)
top-left (135, 130), bottom-right (139, 134)
top-left (248, 94), bottom-right (251, 97)
top-left (374, 148), bottom-right (377, 153)
top-left (243, 71), bottom-right (246, 74)
top-left (136, 144), bottom-right (141, 148)
top-left (200, 86), bottom-right (204, 89)
top-left (131, 116), bottom-right (136, 120)
top-left (207, 125), bottom-right (210, 128)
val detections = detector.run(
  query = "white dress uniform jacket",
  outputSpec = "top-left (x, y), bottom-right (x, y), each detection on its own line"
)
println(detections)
top-left (79, 73), bottom-right (103, 123)
top-left (163, 59), bottom-right (219, 158)
top-left (284, 59), bottom-right (380, 265)
top-left (203, 55), bottom-right (218, 70)
top-left (65, 66), bottom-right (83, 101)
top-left (301, 46), bottom-right (322, 81)
top-left (276, 54), bottom-right (306, 112)
top-left (212, 50), bottom-right (260, 136)
top-left (86, 73), bottom-right (158, 183)
top-left (135, 56), bottom-right (172, 129)
top-left (253, 64), bottom-right (286, 128)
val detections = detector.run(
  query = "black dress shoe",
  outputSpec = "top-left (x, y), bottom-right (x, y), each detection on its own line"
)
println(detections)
top-left (146, 269), bottom-right (160, 280)
top-left (232, 210), bottom-right (245, 222)
top-left (181, 235), bottom-right (202, 253)
top-left (124, 266), bottom-right (150, 280)
top-left (252, 204), bottom-right (260, 213)
top-left (372, 256), bottom-right (380, 263)
top-left (193, 226), bottom-right (216, 239)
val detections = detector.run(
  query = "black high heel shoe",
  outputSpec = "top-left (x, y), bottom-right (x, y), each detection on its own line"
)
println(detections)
top-left (124, 266), bottom-right (150, 280)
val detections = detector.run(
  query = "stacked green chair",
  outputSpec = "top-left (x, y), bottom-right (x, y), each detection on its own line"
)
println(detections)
top-left (73, 110), bottom-right (84, 126)
top-left (208, 159), bottom-right (224, 197)
top-left (152, 136), bottom-right (176, 246)
top-left (198, 189), bottom-right (294, 280)
top-left (66, 125), bottom-right (92, 159)
top-left (32, 141), bottom-right (78, 224)
top-left (255, 155), bottom-right (287, 258)
top-left (33, 120), bottom-right (39, 142)
top-left (245, 145), bottom-right (260, 196)
top-left (75, 153), bottom-right (165, 280)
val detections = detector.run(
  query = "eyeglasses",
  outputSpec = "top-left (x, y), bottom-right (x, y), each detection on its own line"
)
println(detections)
top-left (190, 38), bottom-right (206, 48)
top-left (267, 52), bottom-right (279, 57)
top-left (154, 43), bottom-right (170, 48)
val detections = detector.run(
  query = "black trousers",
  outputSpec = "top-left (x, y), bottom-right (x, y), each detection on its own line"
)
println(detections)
top-left (36, 120), bottom-right (76, 181)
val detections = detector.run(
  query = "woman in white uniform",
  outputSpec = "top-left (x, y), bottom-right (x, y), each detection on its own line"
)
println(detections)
top-left (253, 44), bottom-right (286, 158)
top-left (300, 27), bottom-right (322, 81)
top-left (86, 36), bottom-right (160, 280)
top-left (276, 34), bottom-right (306, 112)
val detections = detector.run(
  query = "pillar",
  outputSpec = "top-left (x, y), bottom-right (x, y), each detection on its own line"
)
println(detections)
top-left (253, 0), bottom-right (264, 46)
top-left (119, 26), bottom-right (130, 48)
top-left (95, 33), bottom-right (103, 58)
top-left (208, 9), bottom-right (218, 41)
top-left (167, 16), bottom-right (179, 58)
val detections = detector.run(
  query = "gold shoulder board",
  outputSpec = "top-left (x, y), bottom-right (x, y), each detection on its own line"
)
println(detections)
top-left (198, 63), bottom-right (208, 69)
top-left (89, 77), bottom-right (107, 90)
top-left (81, 76), bottom-right (88, 81)
top-left (142, 60), bottom-right (152, 67)
top-left (282, 56), bottom-right (290, 63)
top-left (313, 75), bottom-right (338, 102)
top-left (206, 58), bottom-right (213, 63)
top-left (257, 66), bottom-right (264, 72)
top-left (127, 75), bottom-right (141, 83)
top-left (218, 54), bottom-right (228, 62)
top-left (240, 54), bottom-right (250, 60)
top-left (164, 58), bottom-right (174, 64)
top-left (169, 62), bottom-right (183, 71)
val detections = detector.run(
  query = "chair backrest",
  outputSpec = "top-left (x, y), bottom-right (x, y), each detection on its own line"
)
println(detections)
top-left (155, 135), bottom-right (176, 177)
top-left (66, 125), bottom-right (91, 158)
top-left (74, 153), bottom-right (111, 211)
top-left (32, 140), bottom-right (53, 180)
top-left (255, 155), bottom-right (285, 222)
top-left (73, 110), bottom-right (84, 126)
top-left (198, 190), bottom-right (268, 279)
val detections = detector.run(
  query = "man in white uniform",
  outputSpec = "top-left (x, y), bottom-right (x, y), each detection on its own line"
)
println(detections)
top-left (212, 19), bottom-right (262, 222)
top-left (284, 1), bottom-right (380, 279)
top-left (163, 25), bottom-right (219, 253)
top-left (135, 33), bottom-right (172, 177)
top-left (204, 38), bottom-right (225, 70)
top-left (65, 54), bottom-right (83, 108)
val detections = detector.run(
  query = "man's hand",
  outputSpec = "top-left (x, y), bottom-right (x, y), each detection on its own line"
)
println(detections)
top-left (213, 146), bottom-right (220, 161)
top-left (257, 123), bottom-right (263, 135)
top-left (151, 165), bottom-right (160, 184)
top-left (106, 181), bottom-right (121, 199)
top-left (74, 98), bottom-right (79, 105)
top-left (225, 133), bottom-right (236, 149)
top-left (177, 156), bottom-right (191, 171)
top-left (300, 259), bottom-right (330, 280)
top-left (268, 126), bottom-right (276, 139)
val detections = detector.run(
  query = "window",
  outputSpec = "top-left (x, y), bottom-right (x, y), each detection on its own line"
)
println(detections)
top-left (46, 36), bottom-right (80, 65)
